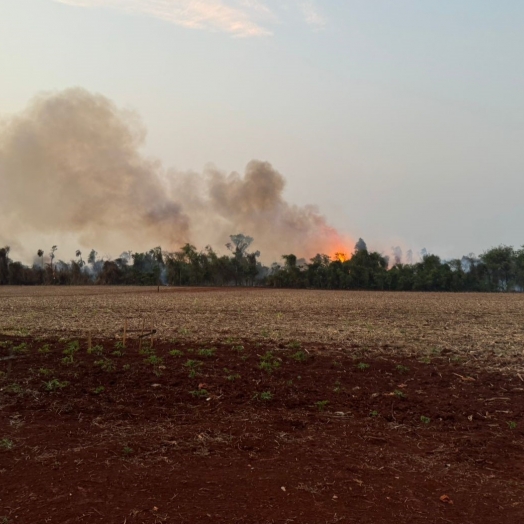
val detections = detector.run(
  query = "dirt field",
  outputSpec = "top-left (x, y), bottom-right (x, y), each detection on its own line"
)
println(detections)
top-left (1, 288), bottom-right (523, 523)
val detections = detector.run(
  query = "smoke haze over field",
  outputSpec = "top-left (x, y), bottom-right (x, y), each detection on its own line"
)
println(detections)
top-left (0, 88), bottom-right (348, 262)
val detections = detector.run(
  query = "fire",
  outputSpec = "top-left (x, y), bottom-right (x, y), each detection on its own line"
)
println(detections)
top-left (333, 252), bottom-right (348, 262)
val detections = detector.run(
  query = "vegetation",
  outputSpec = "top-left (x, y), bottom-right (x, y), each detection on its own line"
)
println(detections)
top-left (2, 237), bottom-right (524, 291)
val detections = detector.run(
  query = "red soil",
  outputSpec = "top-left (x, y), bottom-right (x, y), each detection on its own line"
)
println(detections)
top-left (1, 336), bottom-right (523, 523)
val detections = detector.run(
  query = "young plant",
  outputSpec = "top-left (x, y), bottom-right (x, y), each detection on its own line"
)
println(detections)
top-left (198, 348), bottom-right (216, 358)
top-left (44, 379), bottom-right (69, 391)
top-left (190, 389), bottom-right (208, 398)
top-left (393, 389), bottom-right (406, 399)
top-left (144, 355), bottom-right (163, 366)
top-left (122, 446), bottom-right (134, 457)
top-left (315, 400), bottom-right (329, 412)
top-left (508, 421), bottom-right (517, 430)
top-left (184, 359), bottom-right (202, 378)
top-left (0, 438), bottom-right (14, 451)
top-left (93, 386), bottom-right (105, 395)
top-left (370, 410), bottom-right (379, 417)
top-left (259, 352), bottom-right (280, 374)
top-left (38, 344), bottom-right (51, 354)
top-left (94, 358), bottom-right (115, 372)
top-left (396, 365), bottom-right (410, 374)
top-left (224, 368), bottom-right (241, 381)
top-left (169, 349), bottom-right (184, 357)
top-left (87, 344), bottom-right (104, 356)
top-left (357, 362), bottom-right (370, 371)
top-left (420, 416), bottom-right (431, 425)
top-left (12, 342), bottom-right (29, 354)
top-left (287, 340), bottom-right (302, 349)
top-left (259, 391), bottom-right (273, 401)
top-left (290, 350), bottom-right (308, 362)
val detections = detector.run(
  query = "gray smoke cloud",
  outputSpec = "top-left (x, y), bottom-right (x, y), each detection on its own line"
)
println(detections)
top-left (0, 88), bottom-right (347, 262)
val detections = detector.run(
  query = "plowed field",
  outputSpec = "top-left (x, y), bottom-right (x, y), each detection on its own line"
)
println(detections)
top-left (1, 288), bottom-right (523, 523)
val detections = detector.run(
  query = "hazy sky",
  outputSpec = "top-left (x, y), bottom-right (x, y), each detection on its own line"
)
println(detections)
top-left (1, 0), bottom-right (523, 259)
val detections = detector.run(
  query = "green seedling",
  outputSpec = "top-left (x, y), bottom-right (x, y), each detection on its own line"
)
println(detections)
top-left (315, 400), bottom-right (329, 412)
top-left (291, 350), bottom-right (308, 362)
top-left (169, 349), bottom-right (184, 357)
top-left (198, 348), bottom-right (216, 358)
top-left (0, 438), bottom-right (14, 451)
top-left (93, 386), bottom-right (105, 395)
top-left (394, 389), bottom-right (406, 399)
top-left (5, 383), bottom-right (23, 394)
top-left (508, 421), bottom-right (517, 430)
top-left (144, 355), bottom-right (163, 366)
top-left (190, 389), bottom-right (208, 398)
top-left (396, 365), bottom-right (410, 374)
top-left (94, 359), bottom-right (115, 372)
top-left (12, 343), bottom-right (29, 354)
top-left (259, 391), bottom-right (273, 401)
top-left (259, 352), bottom-right (280, 373)
top-left (357, 362), bottom-right (370, 371)
top-left (87, 344), bottom-right (104, 356)
top-left (420, 416), bottom-right (431, 425)
top-left (44, 379), bottom-right (69, 391)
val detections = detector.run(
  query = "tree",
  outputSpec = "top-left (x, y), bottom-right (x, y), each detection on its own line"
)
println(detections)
top-left (49, 246), bottom-right (57, 269)
top-left (354, 238), bottom-right (367, 253)
top-left (0, 247), bottom-right (10, 285)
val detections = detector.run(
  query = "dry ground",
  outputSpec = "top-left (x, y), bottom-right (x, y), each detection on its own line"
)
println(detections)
top-left (1, 287), bottom-right (524, 372)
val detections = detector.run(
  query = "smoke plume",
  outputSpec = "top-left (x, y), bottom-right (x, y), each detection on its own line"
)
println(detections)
top-left (0, 88), bottom-right (346, 262)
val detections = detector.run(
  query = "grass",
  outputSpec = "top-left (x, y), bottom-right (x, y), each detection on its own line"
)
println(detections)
top-left (169, 349), bottom-right (184, 357)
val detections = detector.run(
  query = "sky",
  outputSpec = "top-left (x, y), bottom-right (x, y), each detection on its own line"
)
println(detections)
top-left (1, 0), bottom-right (524, 261)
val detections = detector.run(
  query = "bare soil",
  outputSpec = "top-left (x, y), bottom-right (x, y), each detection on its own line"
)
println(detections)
top-left (1, 333), bottom-right (523, 523)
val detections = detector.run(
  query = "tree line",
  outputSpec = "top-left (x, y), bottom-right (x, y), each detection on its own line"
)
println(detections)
top-left (1, 235), bottom-right (523, 292)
